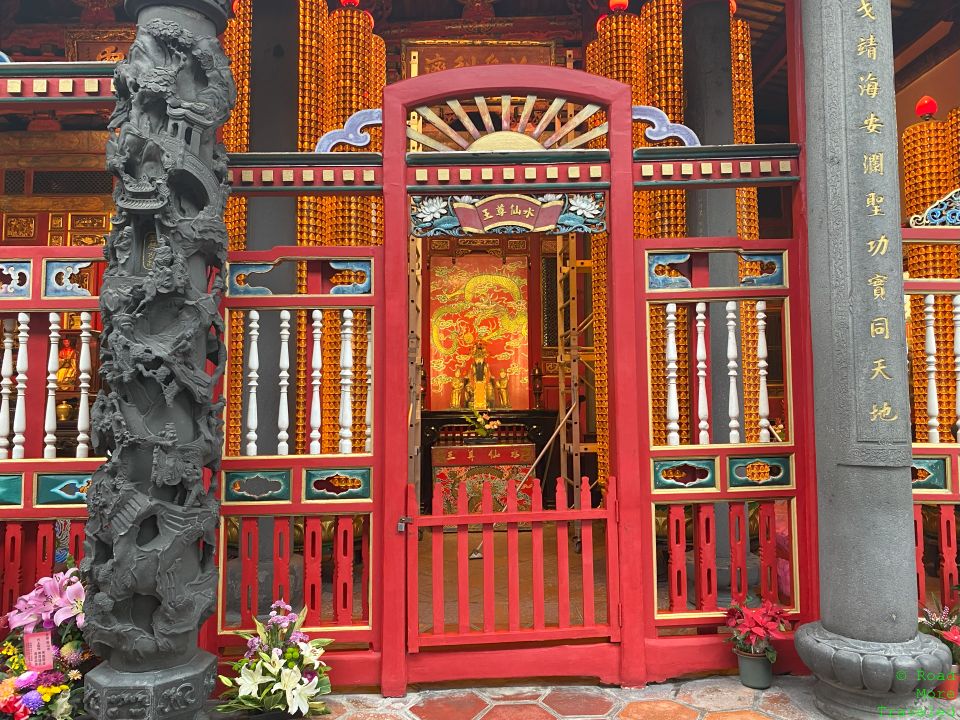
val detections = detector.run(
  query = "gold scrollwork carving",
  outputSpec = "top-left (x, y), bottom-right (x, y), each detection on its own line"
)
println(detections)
top-left (4, 215), bottom-right (36, 239)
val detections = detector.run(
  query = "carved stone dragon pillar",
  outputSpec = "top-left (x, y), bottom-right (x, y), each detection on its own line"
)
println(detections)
top-left (82, 1), bottom-right (234, 718)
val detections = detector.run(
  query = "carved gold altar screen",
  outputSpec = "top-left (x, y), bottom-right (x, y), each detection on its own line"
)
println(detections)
top-left (429, 255), bottom-right (529, 410)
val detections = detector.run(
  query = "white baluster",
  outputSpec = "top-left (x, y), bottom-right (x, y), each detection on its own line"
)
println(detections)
top-left (0, 319), bottom-right (14, 459)
top-left (245, 310), bottom-right (260, 456)
top-left (339, 309), bottom-right (354, 454)
top-left (726, 301), bottom-right (741, 444)
top-left (277, 310), bottom-right (290, 456)
top-left (954, 296), bottom-right (960, 442)
top-left (44, 313), bottom-right (60, 458)
top-left (757, 301), bottom-right (771, 443)
top-left (365, 317), bottom-right (373, 453)
top-left (309, 310), bottom-right (322, 455)
top-left (925, 294), bottom-right (940, 443)
top-left (665, 303), bottom-right (680, 446)
top-left (695, 302), bottom-right (710, 444)
top-left (12, 313), bottom-right (29, 459)
top-left (76, 312), bottom-right (92, 458)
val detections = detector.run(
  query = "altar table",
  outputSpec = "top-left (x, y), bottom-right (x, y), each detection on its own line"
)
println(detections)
top-left (431, 443), bottom-right (536, 518)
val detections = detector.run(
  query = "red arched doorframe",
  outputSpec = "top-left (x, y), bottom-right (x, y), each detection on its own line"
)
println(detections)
top-left (380, 65), bottom-right (642, 696)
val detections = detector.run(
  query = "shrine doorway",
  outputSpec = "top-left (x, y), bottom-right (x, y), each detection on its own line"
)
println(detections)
top-left (380, 65), bottom-right (636, 693)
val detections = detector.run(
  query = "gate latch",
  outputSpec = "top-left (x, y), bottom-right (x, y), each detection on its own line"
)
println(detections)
top-left (397, 516), bottom-right (414, 533)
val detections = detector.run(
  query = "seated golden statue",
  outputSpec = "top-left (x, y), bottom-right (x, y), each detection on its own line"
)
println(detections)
top-left (57, 337), bottom-right (79, 391)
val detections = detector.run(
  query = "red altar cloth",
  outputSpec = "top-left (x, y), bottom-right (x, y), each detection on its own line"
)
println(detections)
top-left (431, 443), bottom-right (536, 518)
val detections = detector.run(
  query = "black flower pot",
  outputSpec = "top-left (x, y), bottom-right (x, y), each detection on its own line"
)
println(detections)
top-left (734, 649), bottom-right (774, 689)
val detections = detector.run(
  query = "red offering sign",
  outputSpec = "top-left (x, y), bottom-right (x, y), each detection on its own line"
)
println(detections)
top-left (23, 631), bottom-right (55, 671)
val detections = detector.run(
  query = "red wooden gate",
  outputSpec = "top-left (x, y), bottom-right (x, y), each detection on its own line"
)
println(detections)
top-left (404, 476), bottom-right (621, 650)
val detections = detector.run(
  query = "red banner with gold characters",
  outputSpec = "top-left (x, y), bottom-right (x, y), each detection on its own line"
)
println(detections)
top-left (429, 254), bottom-right (529, 411)
top-left (406, 42), bottom-right (555, 77)
top-left (452, 195), bottom-right (563, 234)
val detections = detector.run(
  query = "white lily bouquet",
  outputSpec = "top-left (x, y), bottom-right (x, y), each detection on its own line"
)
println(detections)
top-left (217, 600), bottom-right (332, 717)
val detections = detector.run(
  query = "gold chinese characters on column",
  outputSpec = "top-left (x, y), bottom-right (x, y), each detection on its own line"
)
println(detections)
top-left (852, 0), bottom-right (899, 431)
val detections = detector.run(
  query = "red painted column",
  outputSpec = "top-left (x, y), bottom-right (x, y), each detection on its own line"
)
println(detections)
top-left (606, 80), bottom-right (649, 686)
top-left (380, 80), bottom-right (410, 697)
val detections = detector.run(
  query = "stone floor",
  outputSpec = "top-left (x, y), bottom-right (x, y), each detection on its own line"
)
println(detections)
top-left (320, 675), bottom-right (838, 719)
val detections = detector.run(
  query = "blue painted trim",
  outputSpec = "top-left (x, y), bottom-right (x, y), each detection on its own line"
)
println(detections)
top-left (632, 106), bottom-right (701, 147)
top-left (648, 253), bottom-right (691, 289)
top-left (739, 253), bottom-right (784, 287)
top-left (227, 262), bottom-right (275, 296)
top-left (45, 261), bottom-right (93, 297)
top-left (329, 260), bottom-right (373, 295)
top-left (0, 262), bottom-right (31, 299)
top-left (316, 109), bottom-right (383, 152)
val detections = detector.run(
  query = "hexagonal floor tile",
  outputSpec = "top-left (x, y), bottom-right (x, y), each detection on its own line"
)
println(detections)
top-left (618, 699), bottom-right (699, 720)
top-left (410, 691), bottom-right (489, 720)
top-left (674, 679), bottom-right (759, 712)
top-left (480, 703), bottom-right (557, 720)
top-left (542, 688), bottom-right (614, 717)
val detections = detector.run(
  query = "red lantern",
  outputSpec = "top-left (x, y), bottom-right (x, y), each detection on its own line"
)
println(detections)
top-left (729, 0), bottom-right (737, 14)
top-left (232, 0), bottom-right (240, 13)
top-left (915, 95), bottom-right (938, 120)
top-left (340, 0), bottom-right (360, 6)
top-left (609, 0), bottom-right (629, 11)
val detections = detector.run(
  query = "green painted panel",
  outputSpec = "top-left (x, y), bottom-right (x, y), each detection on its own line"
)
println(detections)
top-left (224, 470), bottom-right (291, 503)
top-left (728, 457), bottom-right (792, 488)
top-left (653, 460), bottom-right (715, 490)
top-left (305, 468), bottom-right (371, 501)
top-left (36, 474), bottom-right (91, 505)
top-left (0, 474), bottom-right (23, 506)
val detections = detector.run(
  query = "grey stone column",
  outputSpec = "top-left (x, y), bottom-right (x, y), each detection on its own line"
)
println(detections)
top-left (82, 1), bottom-right (234, 719)
top-left (683, 0), bottom-right (748, 600)
top-left (794, 1), bottom-right (950, 718)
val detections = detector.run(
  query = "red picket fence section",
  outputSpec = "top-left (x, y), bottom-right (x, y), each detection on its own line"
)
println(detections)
top-left (656, 499), bottom-right (796, 625)
top-left (405, 476), bottom-right (620, 651)
top-left (914, 502), bottom-right (960, 611)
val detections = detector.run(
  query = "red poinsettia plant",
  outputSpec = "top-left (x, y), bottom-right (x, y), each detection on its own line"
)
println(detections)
top-left (725, 600), bottom-right (791, 663)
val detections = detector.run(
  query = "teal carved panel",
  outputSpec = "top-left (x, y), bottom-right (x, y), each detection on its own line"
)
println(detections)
top-left (912, 458), bottom-right (947, 491)
top-left (653, 460), bottom-right (715, 490)
top-left (36, 474), bottom-right (91, 505)
top-left (0, 474), bottom-right (23, 506)
top-left (648, 253), bottom-right (691, 289)
top-left (305, 468), bottom-right (371, 501)
top-left (728, 457), bottom-right (792, 488)
top-left (738, 253), bottom-right (784, 287)
top-left (224, 471), bottom-right (291, 502)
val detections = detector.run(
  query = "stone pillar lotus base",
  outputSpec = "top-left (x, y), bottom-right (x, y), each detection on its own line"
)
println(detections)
top-left (84, 651), bottom-right (217, 720)
top-left (795, 623), bottom-right (952, 720)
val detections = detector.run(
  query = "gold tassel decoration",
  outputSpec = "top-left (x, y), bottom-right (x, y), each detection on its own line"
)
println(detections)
top-left (730, 12), bottom-right (763, 444)
top-left (903, 108), bottom-right (958, 441)
top-left (222, 0), bottom-right (252, 458)
top-left (296, 0), bottom-right (328, 455)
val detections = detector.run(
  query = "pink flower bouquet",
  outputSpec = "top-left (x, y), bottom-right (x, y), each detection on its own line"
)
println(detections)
top-left (1, 569), bottom-right (96, 719)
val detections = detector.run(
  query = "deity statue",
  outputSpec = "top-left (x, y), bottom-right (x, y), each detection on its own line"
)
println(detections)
top-left (450, 375), bottom-right (468, 409)
top-left (495, 370), bottom-right (509, 409)
top-left (57, 336), bottom-right (79, 390)
top-left (468, 343), bottom-right (493, 410)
